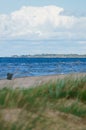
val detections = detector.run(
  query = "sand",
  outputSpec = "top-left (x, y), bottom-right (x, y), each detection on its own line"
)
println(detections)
top-left (0, 73), bottom-right (86, 89)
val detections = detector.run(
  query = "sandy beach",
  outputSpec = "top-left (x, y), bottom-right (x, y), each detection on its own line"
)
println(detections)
top-left (0, 73), bottom-right (86, 89)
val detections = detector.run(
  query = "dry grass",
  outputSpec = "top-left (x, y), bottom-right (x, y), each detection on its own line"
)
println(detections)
top-left (0, 108), bottom-right (86, 130)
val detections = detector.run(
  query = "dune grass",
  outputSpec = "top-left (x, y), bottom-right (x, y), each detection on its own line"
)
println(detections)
top-left (0, 75), bottom-right (86, 130)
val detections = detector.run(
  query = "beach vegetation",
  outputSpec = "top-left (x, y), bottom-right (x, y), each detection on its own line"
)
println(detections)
top-left (0, 75), bottom-right (86, 130)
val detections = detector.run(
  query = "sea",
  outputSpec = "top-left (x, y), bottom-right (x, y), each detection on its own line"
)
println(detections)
top-left (0, 57), bottom-right (86, 79)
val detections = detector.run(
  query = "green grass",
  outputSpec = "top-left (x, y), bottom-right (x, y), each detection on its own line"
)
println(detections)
top-left (0, 75), bottom-right (86, 130)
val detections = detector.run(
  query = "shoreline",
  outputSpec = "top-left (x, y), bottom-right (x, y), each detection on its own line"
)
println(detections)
top-left (0, 73), bottom-right (86, 89)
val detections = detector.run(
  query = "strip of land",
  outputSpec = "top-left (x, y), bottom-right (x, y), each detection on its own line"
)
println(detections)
top-left (0, 73), bottom-right (86, 89)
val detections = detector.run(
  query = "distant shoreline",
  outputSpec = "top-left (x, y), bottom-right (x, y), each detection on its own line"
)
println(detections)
top-left (0, 56), bottom-right (86, 58)
top-left (0, 54), bottom-right (86, 58)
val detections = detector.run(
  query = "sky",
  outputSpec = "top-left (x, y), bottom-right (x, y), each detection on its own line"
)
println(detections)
top-left (0, 0), bottom-right (86, 56)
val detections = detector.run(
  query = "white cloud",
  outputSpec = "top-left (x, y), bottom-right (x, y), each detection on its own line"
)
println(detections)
top-left (0, 5), bottom-right (86, 40)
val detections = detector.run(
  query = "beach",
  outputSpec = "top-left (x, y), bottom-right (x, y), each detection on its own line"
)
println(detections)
top-left (0, 73), bottom-right (86, 130)
top-left (0, 73), bottom-right (86, 89)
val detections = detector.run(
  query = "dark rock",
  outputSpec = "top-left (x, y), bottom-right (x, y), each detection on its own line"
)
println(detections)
top-left (7, 73), bottom-right (13, 80)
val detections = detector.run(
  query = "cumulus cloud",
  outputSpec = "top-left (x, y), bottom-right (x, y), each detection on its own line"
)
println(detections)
top-left (0, 5), bottom-right (86, 40)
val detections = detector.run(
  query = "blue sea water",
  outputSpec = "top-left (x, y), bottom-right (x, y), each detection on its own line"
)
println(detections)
top-left (0, 57), bottom-right (86, 79)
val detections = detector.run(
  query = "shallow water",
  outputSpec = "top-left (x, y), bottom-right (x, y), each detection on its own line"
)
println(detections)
top-left (0, 57), bottom-right (86, 79)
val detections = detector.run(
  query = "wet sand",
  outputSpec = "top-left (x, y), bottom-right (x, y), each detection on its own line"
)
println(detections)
top-left (0, 73), bottom-right (86, 89)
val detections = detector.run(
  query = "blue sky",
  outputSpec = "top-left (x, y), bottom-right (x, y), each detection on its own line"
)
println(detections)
top-left (0, 0), bottom-right (86, 14)
top-left (0, 0), bottom-right (86, 56)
